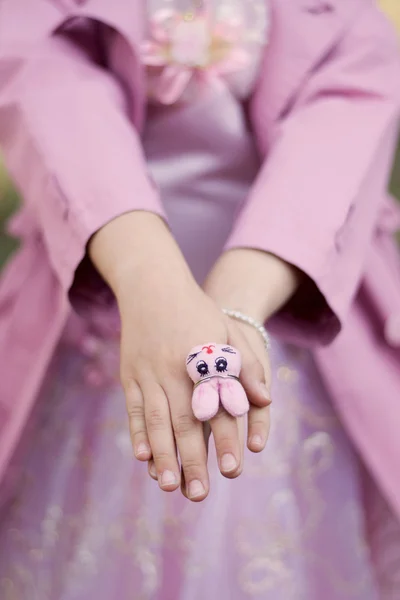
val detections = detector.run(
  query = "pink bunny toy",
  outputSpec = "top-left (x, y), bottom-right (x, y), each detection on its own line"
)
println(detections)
top-left (186, 343), bottom-right (249, 422)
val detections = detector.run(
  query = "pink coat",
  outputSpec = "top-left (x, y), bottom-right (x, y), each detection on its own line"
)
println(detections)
top-left (1, 0), bottom-right (400, 512)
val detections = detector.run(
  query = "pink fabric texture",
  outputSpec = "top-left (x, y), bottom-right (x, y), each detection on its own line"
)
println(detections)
top-left (0, 1), bottom-right (400, 596)
top-left (1, 337), bottom-right (400, 599)
top-left (0, 0), bottom-right (399, 527)
top-left (186, 344), bottom-right (249, 420)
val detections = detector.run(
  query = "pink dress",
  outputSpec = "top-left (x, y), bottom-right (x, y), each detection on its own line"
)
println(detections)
top-left (0, 2), bottom-right (400, 598)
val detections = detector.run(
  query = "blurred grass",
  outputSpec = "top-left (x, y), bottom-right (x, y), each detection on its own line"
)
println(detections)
top-left (0, 162), bottom-right (20, 269)
top-left (380, 0), bottom-right (400, 34)
top-left (391, 140), bottom-right (400, 201)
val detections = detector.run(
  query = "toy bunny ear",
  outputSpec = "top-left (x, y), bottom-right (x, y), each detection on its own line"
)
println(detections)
top-left (192, 379), bottom-right (220, 422)
top-left (219, 379), bottom-right (249, 418)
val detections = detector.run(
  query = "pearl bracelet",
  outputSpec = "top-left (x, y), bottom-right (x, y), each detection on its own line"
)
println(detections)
top-left (222, 309), bottom-right (271, 352)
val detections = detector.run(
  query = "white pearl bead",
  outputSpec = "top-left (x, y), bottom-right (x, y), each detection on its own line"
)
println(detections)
top-left (222, 309), bottom-right (270, 352)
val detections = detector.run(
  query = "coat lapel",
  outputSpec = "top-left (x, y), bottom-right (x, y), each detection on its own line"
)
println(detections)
top-left (54, 0), bottom-right (146, 45)
top-left (252, 0), bottom-right (364, 149)
top-left (59, 0), bottom-right (147, 127)
top-left (8, 0), bottom-right (148, 128)
top-left (1, 0), bottom-right (366, 138)
top-left (0, 0), bottom-right (66, 47)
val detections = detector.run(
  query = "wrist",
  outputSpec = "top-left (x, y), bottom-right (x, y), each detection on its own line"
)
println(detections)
top-left (204, 248), bottom-right (301, 322)
top-left (88, 211), bottom-right (195, 302)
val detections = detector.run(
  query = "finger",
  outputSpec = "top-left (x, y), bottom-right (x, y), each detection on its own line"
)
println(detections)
top-left (148, 459), bottom-right (157, 481)
top-left (247, 404), bottom-right (271, 453)
top-left (228, 323), bottom-right (272, 407)
top-left (203, 421), bottom-right (212, 447)
top-left (237, 416), bottom-right (246, 471)
top-left (210, 408), bottom-right (242, 479)
top-left (142, 381), bottom-right (181, 492)
top-left (123, 378), bottom-right (152, 461)
top-left (181, 421), bottom-right (212, 499)
top-left (167, 378), bottom-right (210, 502)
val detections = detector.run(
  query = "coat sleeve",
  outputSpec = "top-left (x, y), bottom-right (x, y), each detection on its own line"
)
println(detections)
top-left (226, 4), bottom-right (400, 346)
top-left (0, 13), bottom-right (164, 309)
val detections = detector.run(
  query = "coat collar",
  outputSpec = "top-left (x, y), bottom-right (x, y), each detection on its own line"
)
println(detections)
top-left (252, 0), bottom-right (364, 131)
top-left (1, 0), bottom-right (364, 128)
top-left (53, 0), bottom-right (146, 45)
top-left (0, 0), bottom-right (64, 47)
top-left (61, 0), bottom-right (365, 127)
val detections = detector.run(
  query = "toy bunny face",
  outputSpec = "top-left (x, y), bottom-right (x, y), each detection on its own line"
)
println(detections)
top-left (186, 343), bottom-right (248, 421)
top-left (186, 343), bottom-right (242, 383)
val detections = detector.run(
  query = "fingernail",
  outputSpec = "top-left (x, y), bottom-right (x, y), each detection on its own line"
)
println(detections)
top-left (251, 434), bottom-right (264, 449)
top-left (221, 453), bottom-right (237, 473)
top-left (135, 443), bottom-right (150, 457)
top-left (149, 463), bottom-right (157, 478)
top-left (188, 480), bottom-right (205, 499)
top-left (160, 470), bottom-right (178, 487)
top-left (260, 383), bottom-right (272, 403)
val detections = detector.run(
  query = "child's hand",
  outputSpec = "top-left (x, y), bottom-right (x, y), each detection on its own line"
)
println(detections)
top-left (118, 277), bottom-right (270, 502)
top-left (88, 212), bottom-right (270, 502)
top-left (227, 321), bottom-right (272, 456)
top-left (200, 246), bottom-right (303, 472)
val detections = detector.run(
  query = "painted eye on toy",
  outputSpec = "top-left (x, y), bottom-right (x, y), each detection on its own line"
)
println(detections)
top-left (215, 357), bottom-right (228, 373)
top-left (221, 346), bottom-right (236, 354)
top-left (196, 360), bottom-right (210, 377)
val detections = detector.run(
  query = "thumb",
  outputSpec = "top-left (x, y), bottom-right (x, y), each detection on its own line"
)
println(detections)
top-left (227, 321), bottom-right (272, 408)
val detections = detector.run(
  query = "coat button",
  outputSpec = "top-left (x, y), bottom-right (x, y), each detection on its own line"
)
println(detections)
top-left (384, 314), bottom-right (400, 347)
